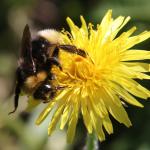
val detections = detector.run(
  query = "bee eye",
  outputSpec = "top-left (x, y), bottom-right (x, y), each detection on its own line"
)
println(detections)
top-left (42, 44), bottom-right (45, 48)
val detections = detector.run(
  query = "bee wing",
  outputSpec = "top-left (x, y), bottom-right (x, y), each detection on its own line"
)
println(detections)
top-left (20, 24), bottom-right (36, 72)
top-left (20, 24), bottom-right (32, 60)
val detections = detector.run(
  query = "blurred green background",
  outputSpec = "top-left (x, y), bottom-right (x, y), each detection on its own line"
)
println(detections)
top-left (0, 0), bottom-right (150, 150)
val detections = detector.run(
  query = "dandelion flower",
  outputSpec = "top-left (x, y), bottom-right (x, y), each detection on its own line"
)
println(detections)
top-left (35, 10), bottom-right (150, 142)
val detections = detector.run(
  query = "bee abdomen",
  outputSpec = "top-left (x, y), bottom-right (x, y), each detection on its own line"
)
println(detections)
top-left (24, 71), bottom-right (47, 90)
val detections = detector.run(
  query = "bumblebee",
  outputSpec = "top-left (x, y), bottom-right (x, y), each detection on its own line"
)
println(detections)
top-left (9, 25), bottom-right (87, 114)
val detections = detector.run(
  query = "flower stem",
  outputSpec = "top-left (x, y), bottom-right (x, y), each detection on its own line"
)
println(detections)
top-left (86, 133), bottom-right (99, 150)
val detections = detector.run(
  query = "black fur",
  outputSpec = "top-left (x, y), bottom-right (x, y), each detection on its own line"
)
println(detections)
top-left (9, 24), bottom-right (86, 114)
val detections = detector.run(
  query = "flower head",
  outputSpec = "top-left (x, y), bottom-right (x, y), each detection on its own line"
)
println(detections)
top-left (34, 10), bottom-right (150, 142)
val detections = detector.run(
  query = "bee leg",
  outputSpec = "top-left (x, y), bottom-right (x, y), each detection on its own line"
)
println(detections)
top-left (9, 68), bottom-right (22, 115)
top-left (56, 85), bottom-right (67, 90)
top-left (59, 45), bottom-right (87, 57)
top-left (45, 57), bottom-right (62, 71)
top-left (48, 72), bottom-right (56, 80)
top-left (43, 90), bottom-right (56, 103)
top-left (50, 46), bottom-right (65, 69)
top-left (8, 82), bottom-right (21, 115)
top-left (43, 100), bottom-right (50, 103)
top-left (51, 46), bottom-right (59, 58)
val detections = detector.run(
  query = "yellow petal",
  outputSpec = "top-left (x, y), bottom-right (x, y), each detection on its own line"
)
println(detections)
top-left (123, 31), bottom-right (150, 50)
top-left (124, 62), bottom-right (150, 72)
top-left (109, 81), bottom-right (144, 107)
top-left (80, 15), bottom-right (88, 38)
top-left (89, 106), bottom-right (105, 141)
top-left (36, 101), bottom-right (56, 125)
top-left (67, 100), bottom-right (79, 143)
top-left (115, 63), bottom-right (150, 79)
top-left (60, 101), bottom-right (71, 130)
top-left (102, 115), bottom-right (113, 134)
top-left (101, 88), bottom-right (132, 127)
top-left (88, 87), bottom-right (107, 118)
top-left (111, 16), bottom-right (131, 40)
top-left (80, 90), bottom-right (93, 133)
top-left (111, 76), bottom-right (150, 99)
top-left (100, 10), bottom-right (112, 37)
top-left (66, 17), bottom-right (79, 40)
top-left (48, 104), bottom-right (65, 135)
top-left (122, 50), bottom-right (150, 61)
